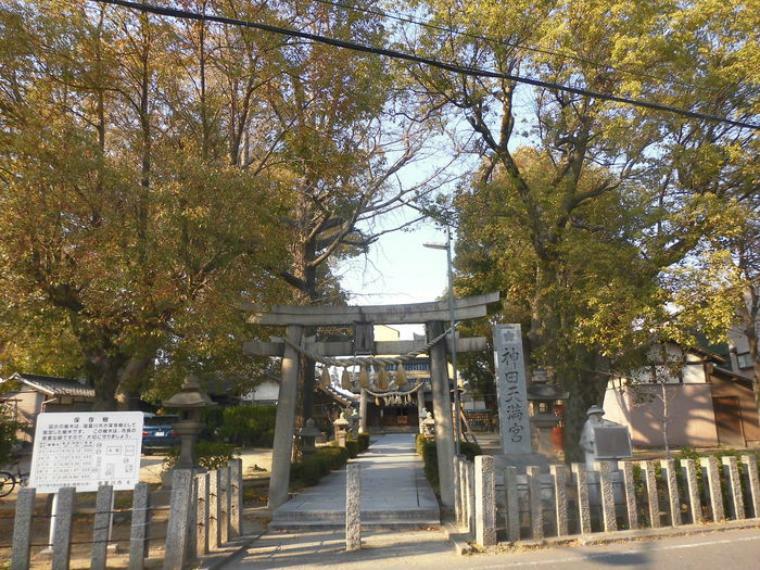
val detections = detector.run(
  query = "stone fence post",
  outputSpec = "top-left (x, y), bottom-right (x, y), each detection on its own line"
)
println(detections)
top-left (163, 469), bottom-right (193, 570)
top-left (346, 463), bottom-right (361, 552)
top-left (10, 488), bottom-right (35, 570)
top-left (474, 456), bottom-right (496, 547)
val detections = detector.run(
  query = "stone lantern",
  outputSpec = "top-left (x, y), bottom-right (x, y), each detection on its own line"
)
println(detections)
top-left (333, 411), bottom-right (350, 448)
top-left (298, 418), bottom-right (321, 457)
top-left (163, 374), bottom-right (215, 470)
top-left (422, 411), bottom-right (436, 440)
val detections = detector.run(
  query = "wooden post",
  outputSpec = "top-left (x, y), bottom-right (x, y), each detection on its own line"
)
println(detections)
top-left (359, 389), bottom-right (368, 434)
top-left (680, 458), bottom-right (702, 524)
top-left (641, 461), bottom-right (660, 528)
top-left (52, 487), bottom-right (76, 570)
top-left (195, 472), bottom-right (210, 557)
top-left (11, 487), bottom-right (35, 570)
top-left (741, 455), bottom-right (760, 519)
top-left (504, 466), bottom-right (520, 542)
top-left (701, 457), bottom-right (724, 522)
top-left (128, 483), bottom-right (150, 570)
top-left (595, 462), bottom-right (617, 532)
top-left (230, 459), bottom-right (243, 537)
top-left (527, 466), bottom-right (544, 540)
top-left (428, 320), bottom-right (456, 508)
top-left (268, 324), bottom-right (303, 509)
top-left (208, 468), bottom-right (220, 550)
top-left (722, 456), bottom-right (745, 520)
top-left (345, 463), bottom-right (361, 552)
top-left (474, 456), bottom-right (496, 547)
top-left (91, 485), bottom-right (114, 570)
top-left (572, 464), bottom-right (591, 534)
top-left (619, 461), bottom-right (639, 530)
top-left (163, 469), bottom-right (193, 570)
top-left (660, 459), bottom-right (681, 526)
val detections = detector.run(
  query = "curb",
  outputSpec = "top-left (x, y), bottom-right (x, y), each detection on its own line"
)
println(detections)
top-left (482, 519), bottom-right (760, 554)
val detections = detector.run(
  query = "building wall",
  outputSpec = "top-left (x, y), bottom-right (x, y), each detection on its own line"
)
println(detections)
top-left (709, 375), bottom-right (760, 445)
top-left (241, 380), bottom-right (280, 403)
top-left (603, 382), bottom-right (719, 448)
top-left (3, 390), bottom-right (43, 442)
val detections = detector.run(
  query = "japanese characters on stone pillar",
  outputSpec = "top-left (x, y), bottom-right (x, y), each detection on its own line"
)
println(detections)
top-left (493, 324), bottom-right (532, 455)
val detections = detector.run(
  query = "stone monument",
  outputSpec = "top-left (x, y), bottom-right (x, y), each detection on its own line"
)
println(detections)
top-left (492, 324), bottom-right (548, 469)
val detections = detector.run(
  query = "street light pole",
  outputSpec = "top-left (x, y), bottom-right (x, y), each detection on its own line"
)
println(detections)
top-left (424, 228), bottom-right (462, 456)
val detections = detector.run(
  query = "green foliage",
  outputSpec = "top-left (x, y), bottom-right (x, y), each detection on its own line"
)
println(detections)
top-left (415, 434), bottom-right (481, 493)
top-left (0, 411), bottom-right (18, 466)
top-left (163, 441), bottom-right (239, 472)
top-left (290, 446), bottom-right (351, 488)
top-left (214, 405), bottom-right (277, 447)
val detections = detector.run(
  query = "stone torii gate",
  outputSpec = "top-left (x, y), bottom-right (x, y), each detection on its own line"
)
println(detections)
top-left (243, 292), bottom-right (499, 509)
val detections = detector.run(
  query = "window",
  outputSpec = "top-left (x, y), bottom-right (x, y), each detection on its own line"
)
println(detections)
top-left (737, 352), bottom-right (753, 369)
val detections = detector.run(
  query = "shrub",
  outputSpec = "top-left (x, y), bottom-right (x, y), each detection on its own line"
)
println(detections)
top-left (290, 446), bottom-right (350, 488)
top-left (163, 441), bottom-right (239, 471)
top-left (415, 434), bottom-right (482, 494)
top-left (0, 412), bottom-right (18, 466)
top-left (357, 433), bottom-right (370, 451)
top-left (346, 439), bottom-right (360, 458)
top-left (216, 405), bottom-right (277, 447)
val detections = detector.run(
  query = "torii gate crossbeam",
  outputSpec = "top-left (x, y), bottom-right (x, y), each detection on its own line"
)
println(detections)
top-left (243, 292), bottom-right (499, 510)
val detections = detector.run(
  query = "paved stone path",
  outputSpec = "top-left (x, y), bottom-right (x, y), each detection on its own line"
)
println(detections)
top-left (270, 433), bottom-right (440, 529)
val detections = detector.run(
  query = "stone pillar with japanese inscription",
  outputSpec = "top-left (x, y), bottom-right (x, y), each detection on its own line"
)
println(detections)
top-left (493, 324), bottom-right (544, 468)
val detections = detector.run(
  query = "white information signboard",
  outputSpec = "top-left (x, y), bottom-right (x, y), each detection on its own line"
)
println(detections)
top-left (493, 323), bottom-right (533, 455)
top-left (29, 411), bottom-right (144, 493)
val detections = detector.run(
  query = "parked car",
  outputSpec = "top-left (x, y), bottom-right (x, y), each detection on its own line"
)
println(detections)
top-left (141, 413), bottom-right (180, 455)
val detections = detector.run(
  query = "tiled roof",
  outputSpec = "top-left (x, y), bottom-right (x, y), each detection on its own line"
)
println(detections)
top-left (7, 373), bottom-right (95, 399)
top-left (318, 384), bottom-right (358, 407)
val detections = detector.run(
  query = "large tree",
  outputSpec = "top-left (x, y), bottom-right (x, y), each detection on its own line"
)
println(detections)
top-left (0, 1), bottom-right (291, 407)
top-left (406, 0), bottom-right (758, 456)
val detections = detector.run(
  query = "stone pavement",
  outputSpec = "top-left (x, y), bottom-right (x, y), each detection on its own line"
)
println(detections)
top-left (270, 433), bottom-right (440, 529)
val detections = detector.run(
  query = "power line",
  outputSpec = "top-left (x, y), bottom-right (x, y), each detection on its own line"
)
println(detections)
top-left (92, 0), bottom-right (759, 131)
top-left (308, 0), bottom-right (720, 96)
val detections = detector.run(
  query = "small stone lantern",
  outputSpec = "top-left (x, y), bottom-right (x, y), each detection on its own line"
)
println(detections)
top-left (163, 374), bottom-right (215, 470)
top-left (299, 418), bottom-right (321, 457)
top-left (333, 411), bottom-right (350, 448)
top-left (422, 411), bottom-right (436, 440)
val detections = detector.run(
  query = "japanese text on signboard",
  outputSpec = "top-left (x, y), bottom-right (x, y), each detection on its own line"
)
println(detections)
top-left (29, 411), bottom-right (144, 493)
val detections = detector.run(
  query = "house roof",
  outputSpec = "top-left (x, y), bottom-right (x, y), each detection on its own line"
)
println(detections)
top-left (710, 365), bottom-right (754, 389)
top-left (4, 372), bottom-right (95, 399)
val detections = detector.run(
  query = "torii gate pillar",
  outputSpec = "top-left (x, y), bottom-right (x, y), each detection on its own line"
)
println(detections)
top-left (427, 320), bottom-right (456, 508)
top-left (268, 325), bottom-right (303, 509)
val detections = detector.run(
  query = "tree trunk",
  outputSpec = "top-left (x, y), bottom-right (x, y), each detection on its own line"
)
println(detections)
top-left (560, 350), bottom-right (609, 463)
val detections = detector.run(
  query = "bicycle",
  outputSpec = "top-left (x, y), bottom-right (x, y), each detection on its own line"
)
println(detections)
top-left (0, 462), bottom-right (28, 498)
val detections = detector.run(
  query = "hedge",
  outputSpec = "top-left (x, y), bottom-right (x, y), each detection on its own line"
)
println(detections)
top-left (290, 435), bottom-right (371, 488)
top-left (415, 434), bottom-right (481, 493)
